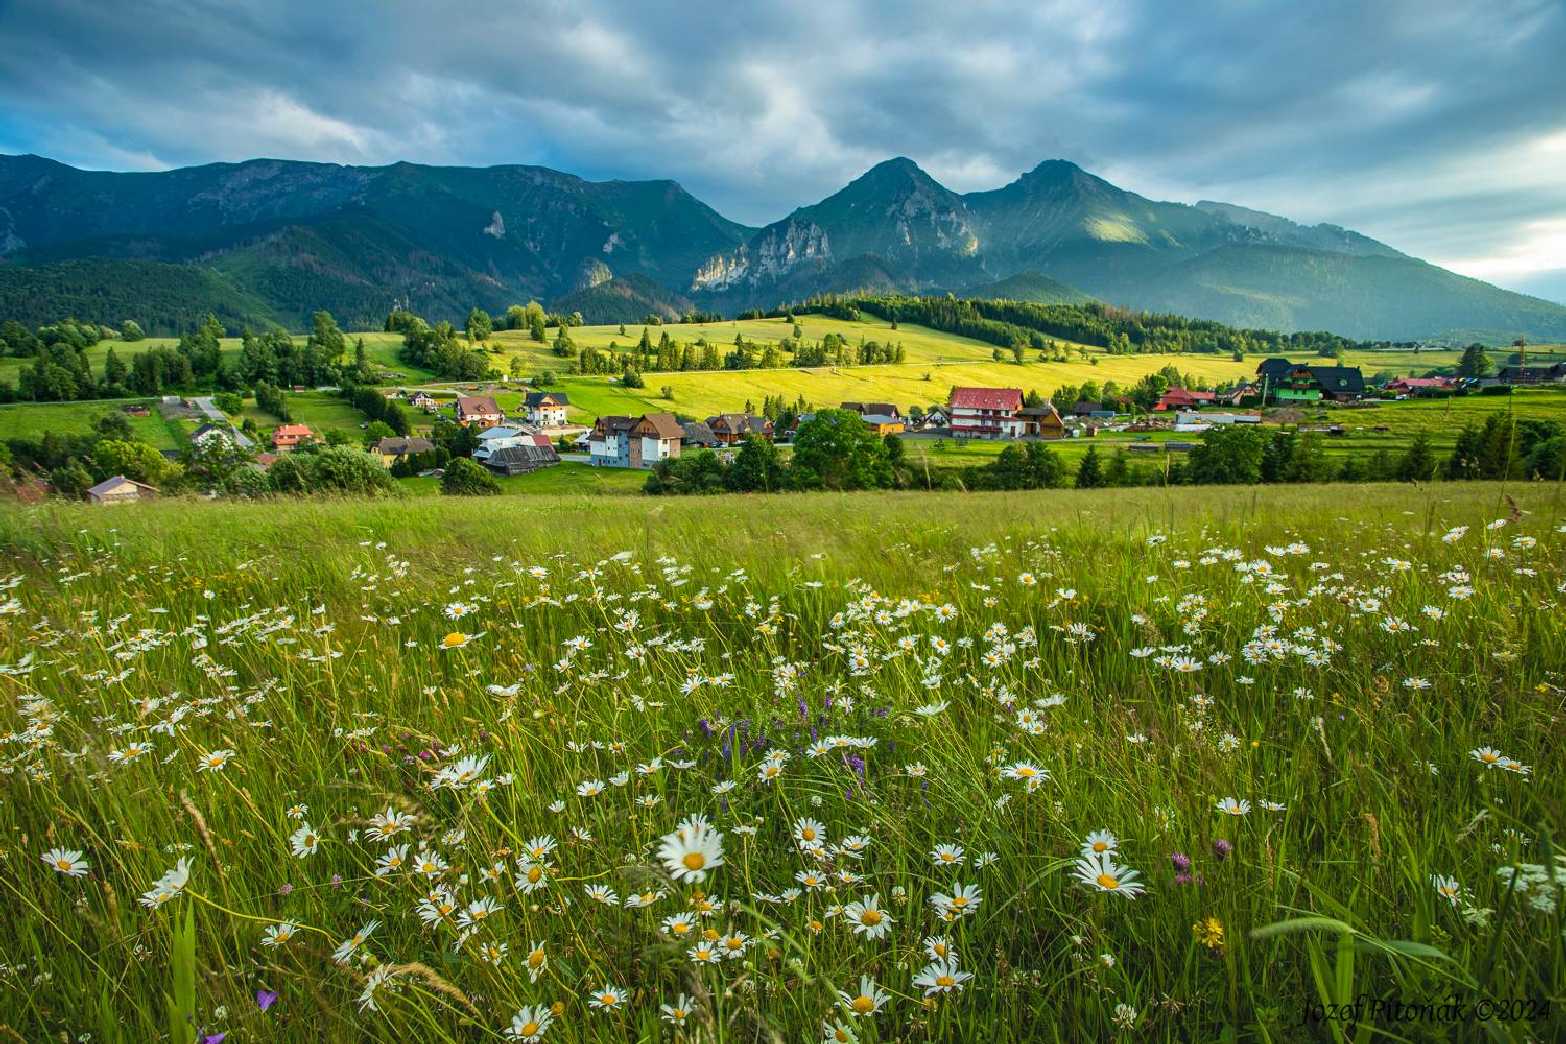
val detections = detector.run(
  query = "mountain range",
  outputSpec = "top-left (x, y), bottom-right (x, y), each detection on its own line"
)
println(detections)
top-left (1, 152), bottom-right (1562, 343)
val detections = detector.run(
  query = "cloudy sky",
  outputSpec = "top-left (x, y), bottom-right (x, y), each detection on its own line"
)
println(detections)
top-left (2, 0), bottom-right (1563, 300)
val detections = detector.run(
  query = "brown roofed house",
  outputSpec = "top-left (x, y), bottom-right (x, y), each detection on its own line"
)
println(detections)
top-left (456, 395), bottom-right (504, 427)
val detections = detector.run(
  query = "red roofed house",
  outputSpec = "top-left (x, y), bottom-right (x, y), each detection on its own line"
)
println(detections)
top-left (272, 424), bottom-right (316, 451)
top-left (456, 395), bottom-right (504, 427)
top-left (1154, 388), bottom-right (1216, 412)
top-left (949, 387), bottom-right (1024, 439)
top-left (1385, 376), bottom-right (1456, 396)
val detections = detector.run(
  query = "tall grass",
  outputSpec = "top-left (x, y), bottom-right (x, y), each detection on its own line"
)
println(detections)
top-left (1, 483), bottom-right (1562, 1041)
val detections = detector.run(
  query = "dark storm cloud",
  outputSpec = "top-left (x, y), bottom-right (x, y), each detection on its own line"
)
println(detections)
top-left (0, 0), bottom-right (1562, 295)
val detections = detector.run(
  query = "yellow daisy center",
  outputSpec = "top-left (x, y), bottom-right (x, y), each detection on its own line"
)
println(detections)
top-left (936, 974), bottom-right (956, 987)
top-left (1096, 872), bottom-right (1120, 890)
top-left (441, 632), bottom-right (466, 648)
top-left (860, 909), bottom-right (882, 925)
top-left (520, 1022), bottom-right (539, 1036)
top-left (682, 851), bottom-right (706, 871)
top-left (1092, 841), bottom-right (1108, 852)
top-left (851, 996), bottom-right (874, 1014)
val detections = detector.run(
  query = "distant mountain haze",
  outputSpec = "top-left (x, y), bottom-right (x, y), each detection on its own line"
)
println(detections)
top-left (1, 152), bottom-right (1562, 342)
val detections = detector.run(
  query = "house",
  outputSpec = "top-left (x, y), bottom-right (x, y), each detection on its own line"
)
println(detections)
top-left (706, 413), bottom-right (774, 444)
top-left (920, 405), bottom-right (950, 429)
top-left (589, 413), bottom-right (685, 468)
top-left (1015, 404), bottom-right (1065, 438)
top-left (1255, 360), bottom-right (1366, 402)
top-left (1309, 366), bottom-right (1366, 401)
top-left (1384, 376), bottom-right (1456, 396)
top-left (472, 425), bottom-right (552, 463)
top-left (122, 403), bottom-right (150, 417)
top-left (860, 414), bottom-right (906, 435)
top-left (373, 436), bottom-right (435, 467)
top-left (272, 424), bottom-right (315, 451)
top-left (86, 475), bottom-right (157, 505)
top-left (949, 387), bottom-right (1024, 438)
top-left (455, 395), bottom-right (504, 427)
top-left (523, 391), bottom-right (571, 427)
top-left (1070, 401), bottom-right (1116, 420)
top-left (482, 443), bottom-right (560, 476)
top-left (681, 421), bottom-right (722, 448)
top-left (1217, 384), bottom-right (1259, 406)
top-left (842, 401), bottom-right (900, 419)
top-left (1153, 388), bottom-right (1217, 412)
top-left (409, 391), bottom-right (440, 413)
top-left (1497, 363), bottom-right (1566, 385)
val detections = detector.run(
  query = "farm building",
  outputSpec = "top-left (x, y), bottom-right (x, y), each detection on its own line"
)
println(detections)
top-left (860, 414), bottom-right (905, 435)
top-left (1497, 363), bottom-right (1566, 385)
top-left (86, 475), bottom-right (157, 505)
top-left (409, 391), bottom-right (440, 413)
top-left (589, 413), bottom-right (685, 469)
top-left (841, 401), bottom-right (901, 419)
top-left (680, 421), bottom-right (722, 448)
top-left (482, 443), bottom-right (560, 476)
top-left (456, 395), bottom-right (504, 427)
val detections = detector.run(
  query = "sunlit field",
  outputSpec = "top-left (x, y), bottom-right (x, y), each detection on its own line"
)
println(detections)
top-left (2, 484), bottom-right (1563, 1042)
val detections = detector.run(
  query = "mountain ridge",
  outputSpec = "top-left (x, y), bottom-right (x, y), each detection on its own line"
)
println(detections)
top-left (1, 152), bottom-right (1561, 343)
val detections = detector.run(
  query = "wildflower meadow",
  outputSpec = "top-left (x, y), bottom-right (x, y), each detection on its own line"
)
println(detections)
top-left (1, 483), bottom-right (1562, 1042)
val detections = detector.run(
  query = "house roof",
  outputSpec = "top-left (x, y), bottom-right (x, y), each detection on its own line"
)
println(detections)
top-left (681, 421), bottom-right (719, 444)
top-left (456, 395), bottom-right (502, 415)
top-left (477, 424), bottom-right (540, 441)
top-left (707, 413), bottom-right (771, 433)
top-left (1257, 358), bottom-right (1297, 378)
top-left (274, 424), bottom-right (314, 438)
top-left (636, 412), bottom-right (685, 439)
top-left (485, 443), bottom-right (559, 467)
top-left (87, 475), bottom-right (155, 496)
top-left (374, 436), bottom-right (434, 456)
top-left (1388, 377), bottom-right (1451, 388)
top-left (524, 391), bottom-right (570, 407)
top-left (1017, 405), bottom-right (1062, 418)
top-left (593, 415), bottom-right (637, 435)
top-left (1309, 366), bottom-right (1366, 393)
top-left (1071, 401), bottom-right (1105, 414)
top-left (860, 414), bottom-right (903, 426)
top-left (950, 387), bottom-right (1023, 411)
top-left (842, 401), bottom-right (899, 417)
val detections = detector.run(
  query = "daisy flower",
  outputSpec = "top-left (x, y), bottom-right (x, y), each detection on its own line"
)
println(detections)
top-left (507, 1005), bottom-right (554, 1041)
top-left (1081, 830), bottom-right (1119, 857)
top-left (1215, 797), bottom-right (1251, 817)
top-left (837, 976), bottom-right (890, 1017)
top-left (1073, 853), bottom-right (1146, 898)
top-left (657, 815), bottom-right (725, 883)
top-left (913, 957), bottom-right (973, 996)
top-left (197, 748), bottom-right (234, 772)
top-left (587, 985), bottom-right (626, 1012)
top-left (843, 894), bottom-right (893, 938)
top-left (42, 847), bottom-right (89, 877)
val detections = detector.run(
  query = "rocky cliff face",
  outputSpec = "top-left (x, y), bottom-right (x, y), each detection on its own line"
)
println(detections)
top-left (691, 219), bottom-right (832, 291)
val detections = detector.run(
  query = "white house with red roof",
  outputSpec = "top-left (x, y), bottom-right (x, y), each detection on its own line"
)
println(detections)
top-left (949, 387), bottom-right (1024, 439)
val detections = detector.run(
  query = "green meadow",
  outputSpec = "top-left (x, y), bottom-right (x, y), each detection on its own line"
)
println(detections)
top-left (1, 482), bottom-right (1563, 1041)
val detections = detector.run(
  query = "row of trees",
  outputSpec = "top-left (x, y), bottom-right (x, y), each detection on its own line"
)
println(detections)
top-left (786, 294), bottom-right (1394, 358)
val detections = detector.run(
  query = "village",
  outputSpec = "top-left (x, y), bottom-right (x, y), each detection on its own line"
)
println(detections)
top-left (73, 355), bottom-right (1566, 503)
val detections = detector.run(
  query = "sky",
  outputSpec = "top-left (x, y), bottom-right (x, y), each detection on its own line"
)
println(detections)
top-left (1, 0), bottom-right (1563, 301)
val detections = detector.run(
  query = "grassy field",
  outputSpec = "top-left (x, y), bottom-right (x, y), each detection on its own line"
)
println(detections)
top-left (0, 483), bottom-right (1562, 1041)
top-left (396, 462), bottom-right (646, 497)
top-left (0, 398), bottom-right (183, 449)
